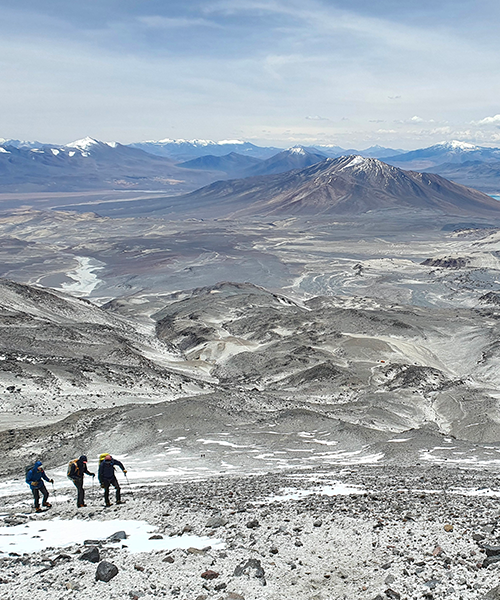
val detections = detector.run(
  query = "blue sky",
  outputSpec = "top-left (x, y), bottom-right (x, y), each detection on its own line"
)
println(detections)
top-left (1, 0), bottom-right (499, 149)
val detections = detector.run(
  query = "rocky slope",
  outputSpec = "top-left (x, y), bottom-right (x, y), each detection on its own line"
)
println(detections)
top-left (2, 465), bottom-right (500, 600)
top-left (146, 281), bottom-right (500, 442)
top-left (0, 281), bottom-right (500, 468)
top-left (0, 278), bottom-right (212, 421)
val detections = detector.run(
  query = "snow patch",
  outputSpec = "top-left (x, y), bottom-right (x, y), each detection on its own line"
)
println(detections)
top-left (147, 138), bottom-right (245, 147)
top-left (438, 140), bottom-right (478, 151)
top-left (0, 518), bottom-right (224, 554)
top-left (261, 482), bottom-right (366, 504)
top-left (197, 439), bottom-right (251, 449)
top-left (340, 155), bottom-right (366, 171)
top-left (288, 146), bottom-right (306, 155)
top-left (66, 137), bottom-right (100, 150)
top-left (218, 139), bottom-right (245, 145)
top-left (348, 155), bottom-right (367, 166)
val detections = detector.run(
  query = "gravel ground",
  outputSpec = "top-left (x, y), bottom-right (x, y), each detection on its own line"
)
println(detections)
top-left (2, 465), bottom-right (500, 599)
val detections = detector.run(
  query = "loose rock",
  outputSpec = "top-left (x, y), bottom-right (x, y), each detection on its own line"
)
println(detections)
top-left (95, 561), bottom-right (119, 582)
top-left (79, 546), bottom-right (100, 563)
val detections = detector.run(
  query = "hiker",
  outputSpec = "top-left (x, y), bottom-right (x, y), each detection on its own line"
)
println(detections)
top-left (98, 454), bottom-right (127, 507)
top-left (26, 461), bottom-right (54, 512)
top-left (67, 455), bottom-right (95, 507)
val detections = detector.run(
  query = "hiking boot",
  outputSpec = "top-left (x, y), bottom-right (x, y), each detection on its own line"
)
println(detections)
top-left (116, 500), bottom-right (125, 505)
top-left (105, 502), bottom-right (112, 507)
top-left (42, 502), bottom-right (52, 508)
top-left (35, 507), bottom-right (42, 513)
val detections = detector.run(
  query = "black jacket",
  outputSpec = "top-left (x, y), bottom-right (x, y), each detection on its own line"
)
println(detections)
top-left (69, 458), bottom-right (94, 480)
top-left (98, 458), bottom-right (125, 483)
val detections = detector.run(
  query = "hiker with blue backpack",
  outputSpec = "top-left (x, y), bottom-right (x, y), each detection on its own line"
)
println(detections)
top-left (26, 461), bottom-right (54, 512)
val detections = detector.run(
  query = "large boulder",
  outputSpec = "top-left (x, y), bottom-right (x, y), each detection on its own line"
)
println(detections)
top-left (95, 561), bottom-right (119, 582)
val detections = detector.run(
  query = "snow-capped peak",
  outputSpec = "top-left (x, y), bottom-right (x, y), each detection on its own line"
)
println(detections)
top-left (438, 140), bottom-right (478, 151)
top-left (155, 138), bottom-right (214, 147)
top-left (0, 138), bottom-right (42, 149)
top-left (66, 137), bottom-right (101, 150)
top-left (148, 138), bottom-right (245, 147)
top-left (288, 146), bottom-right (306, 155)
top-left (347, 155), bottom-right (367, 167)
top-left (338, 155), bottom-right (368, 172)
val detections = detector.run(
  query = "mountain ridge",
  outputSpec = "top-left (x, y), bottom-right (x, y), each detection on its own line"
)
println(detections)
top-left (385, 140), bottom-right (500, 170)
top-left (105, 155), bottom-right (500, 219)
top-left (0, 140), bottom-right (218, 193)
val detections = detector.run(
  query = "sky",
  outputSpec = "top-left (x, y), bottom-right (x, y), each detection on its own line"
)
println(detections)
top-left (1, 0), bottom-right (500, 149)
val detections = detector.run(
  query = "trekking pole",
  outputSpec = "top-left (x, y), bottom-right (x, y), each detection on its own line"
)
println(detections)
top-left (124, 472), bottom-right (134, 498)
top-left (51, 480), bottom-right (56, 501)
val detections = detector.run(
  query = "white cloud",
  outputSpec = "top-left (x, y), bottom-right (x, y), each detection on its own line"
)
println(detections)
top-left (394, 116), bottom-right (437, 125)
top-left (1, 1), bottom-right (499, 148)
top-left (305, 115), bottom-right (330, 121)
top-left (474, 114), bottom-right (500, 126)
top-left (427, 126), bottom-right (453, 135)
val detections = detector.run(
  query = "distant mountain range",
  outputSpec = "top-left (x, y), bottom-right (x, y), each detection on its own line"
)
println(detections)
top-left (243, 146), bottom-right (328, 177)
top-left (309, 144), bottom-right (405, 159)
top-left (423, 160), bottom-right (500, 194)
top-left (128, 139), bottom-right (404, 162)
top-left (65, 155), bottom-right (500, 219)
top-left (384, 141), bottom-right (500, 170)
top-left (0, 137), bottom-right (218, 193)
top-left (0, 137), bottom-right (412, 193)
top-left (1, 136), bottom-right (500, 195)
top-left (178, 152), bottom-right (263, 177)
top-left (178, 147), bottom-right (328, 179)
top-left (128, 139), bottom-right (280, 161)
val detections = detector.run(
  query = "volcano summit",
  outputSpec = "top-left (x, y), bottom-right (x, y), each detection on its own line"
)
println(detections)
top-left (73, 155), bottom-right (500, 219)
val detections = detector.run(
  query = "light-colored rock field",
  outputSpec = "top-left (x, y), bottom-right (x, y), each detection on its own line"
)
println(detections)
top-left (2, 465), bottom-right (500, 600)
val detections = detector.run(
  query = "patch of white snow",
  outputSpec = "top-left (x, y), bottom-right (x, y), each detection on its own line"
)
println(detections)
top-left (0, 519), bottom-right (224, 554)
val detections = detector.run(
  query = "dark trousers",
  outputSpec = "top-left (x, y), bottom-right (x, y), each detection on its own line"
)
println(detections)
top-left (31, 482), bottom-right (49, 508)
top-left (102, 477), bottom-right (121, 504)
top-left (71, 477), bottom-right (85, 506)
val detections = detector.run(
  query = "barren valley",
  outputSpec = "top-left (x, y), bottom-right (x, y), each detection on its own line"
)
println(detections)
top-left (2, 155), bottom-right (500, 599)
